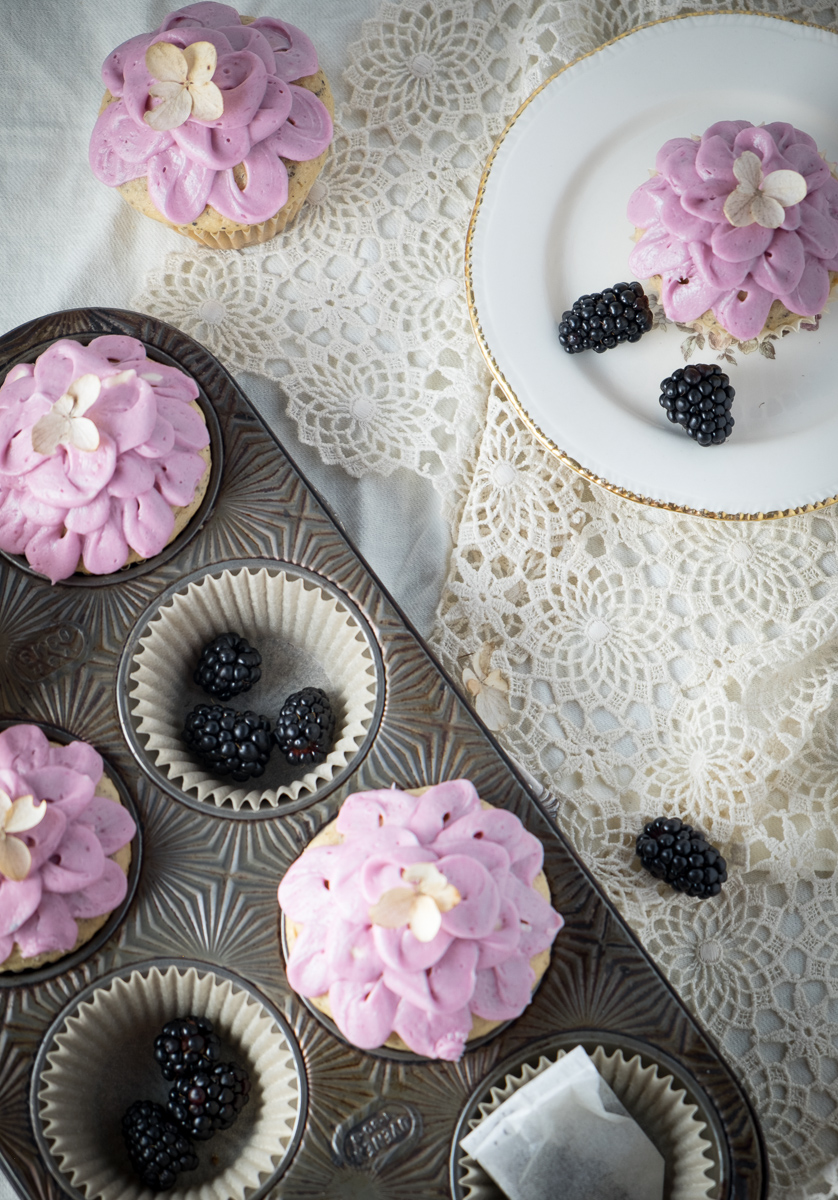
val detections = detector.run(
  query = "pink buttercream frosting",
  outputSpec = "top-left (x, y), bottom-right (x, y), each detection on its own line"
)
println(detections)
top-left (628, 120), bottom-right (838, 340)
top-left (0, 335), bottom-right (210, 583)
top-left (89, 2), bottom-right (333, 226)
top-left (278, 780), bottom-right (564, 1060)
top-left (0, 725), bottom-right (136, 965)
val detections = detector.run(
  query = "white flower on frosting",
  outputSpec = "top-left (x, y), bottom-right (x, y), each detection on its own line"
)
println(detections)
top-left (0, 789), bottom-right (46, 882)
top-left (369, 862), bottom-right (461, 943)
top-left (723, 150), bottom-right (807, 229)
top-left (31, 374), bottom-right (101, 455)
top-left (143, 41), bottom-right (224, 132)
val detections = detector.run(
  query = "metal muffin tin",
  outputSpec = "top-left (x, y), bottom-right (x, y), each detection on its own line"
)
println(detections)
top-left (0, 308), bottom-right (766, 1199)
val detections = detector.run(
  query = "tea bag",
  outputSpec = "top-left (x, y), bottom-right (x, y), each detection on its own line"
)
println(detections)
top-left (460, 1046), bottom-right (664, 1200)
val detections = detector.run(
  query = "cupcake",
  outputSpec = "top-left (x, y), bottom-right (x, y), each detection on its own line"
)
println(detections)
top-left (0, 725), bottom-right (136, 973)
top-left (627, 120), bottom-right (838, 349)
top-left (278, 779), bottom-right (564, 1060)
top-left (0, 334), bottom-right (210, 583)
top-left (89, 2), bottom-right (334, 249)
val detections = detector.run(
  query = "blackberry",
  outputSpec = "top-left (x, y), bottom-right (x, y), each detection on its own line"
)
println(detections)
top-left (154, 1015), bottom-right (222, 1082)
top-left (636, 816), bottom-right (728, 899)
top-left (193, 632), bottom-right (262, 700)
top-left (274, 687), bottom-right (335, 765)
top-left (182, 705), bottom-right (273, 782)
top-left (558, 281), bottom-right (652, 354)
top-left (659, 363), bottom-right (735, 446)
top-left (168, 1061), bottom-right (251, 1141)
top-left (122, 1100), bottom-right (198, 1191)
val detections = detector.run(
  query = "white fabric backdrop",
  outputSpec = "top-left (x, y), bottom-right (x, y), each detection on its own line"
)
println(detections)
top-left (5, 2), bottom-right (838, 1198)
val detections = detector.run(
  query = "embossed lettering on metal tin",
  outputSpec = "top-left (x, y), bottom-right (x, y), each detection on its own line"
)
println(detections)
top-left (332, 1099), bottom-right (422, 1171)
top-left (0, 309), bottom-right (766, 1200)
top-left (9, 621), bottom-right (87, 683)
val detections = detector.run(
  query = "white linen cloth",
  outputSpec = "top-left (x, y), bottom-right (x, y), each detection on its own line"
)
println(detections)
top-left (4, 2), bottom-right (838, 1198)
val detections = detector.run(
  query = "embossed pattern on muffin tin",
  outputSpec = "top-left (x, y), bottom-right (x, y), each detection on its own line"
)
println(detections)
top-left (0, 309), bottom-right (766, 1200)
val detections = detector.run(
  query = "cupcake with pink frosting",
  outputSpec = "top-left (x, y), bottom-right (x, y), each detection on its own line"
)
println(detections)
top-left (89, 2), bottom-right (334, 249)
top-left (627, 120), bottom-right (838, 349)
top-left (278, 780), bottom-right (563, 1061)
top-left (0, 334), bottom-right (211, 583)
top-left (0, 725), bottom-right (136, 973)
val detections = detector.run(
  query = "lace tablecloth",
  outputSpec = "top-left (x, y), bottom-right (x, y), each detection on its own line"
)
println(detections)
top-left (5, 1), bottom-right (838, 1197)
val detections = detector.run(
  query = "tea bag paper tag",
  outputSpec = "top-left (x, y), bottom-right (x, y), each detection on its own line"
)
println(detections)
top-left (460, 1046), bottom-right (665, 1200)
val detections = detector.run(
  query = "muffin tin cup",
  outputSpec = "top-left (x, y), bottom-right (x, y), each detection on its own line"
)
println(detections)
top-left (33, 960), bottom-right (307, 1200)
top-left (0, 719), bottom-right (142, 989)
top-left (452, 1035), bottom-right (721, 1200)
top-left (119, 561), bottom-right (384, 814)
top-left (0, 334), bottom-right (223, 588)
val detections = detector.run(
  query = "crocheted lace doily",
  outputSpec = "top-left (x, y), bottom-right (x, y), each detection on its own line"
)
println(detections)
top-left (132, 2), bottom-right (838, 1195)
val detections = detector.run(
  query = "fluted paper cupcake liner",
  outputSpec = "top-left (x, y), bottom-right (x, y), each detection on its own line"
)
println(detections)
top-left (37, 964), bottom-right (303, 1200)
top-left (127, 565), bottom-right (378, 810)
top-left (458, 1045), bottom-right (715, 1200)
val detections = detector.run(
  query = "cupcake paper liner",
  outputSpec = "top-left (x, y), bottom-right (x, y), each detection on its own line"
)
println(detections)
top-left (37, 964), bottom-right (303, 1200)
top-left (457, 1045), bottom-right (716, 1200)
top-left (127, 565), bottom-right (378, 810)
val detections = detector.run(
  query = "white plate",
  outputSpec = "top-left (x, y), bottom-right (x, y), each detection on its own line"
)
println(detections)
top-left (467, 13), bottom-right (838, 518)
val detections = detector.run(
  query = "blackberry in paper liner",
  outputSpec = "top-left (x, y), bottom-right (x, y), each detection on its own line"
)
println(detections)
top-left (457, 1045), bottom-right (716, 1200)
top-left (36, 964), bottom-right (302, 1200)
top-left (127, 565), bottom-right (377, 810)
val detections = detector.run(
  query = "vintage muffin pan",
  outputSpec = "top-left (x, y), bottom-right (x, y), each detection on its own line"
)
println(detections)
top-left (0, 309), bottom-right (766, 1199)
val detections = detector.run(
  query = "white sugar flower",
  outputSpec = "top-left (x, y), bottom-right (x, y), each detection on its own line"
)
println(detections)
top-left (144, 41), bottom-right (224, 132)
top-left (0, 789), bottom-right (46, 882)
top-left (723, 150), bottom-right (807, 229)
top-left (31, 373), bottom-right (101, 455)
top-left (369, 862), bottom-right (461, 942)
top-left (461, 643), bottom-right (510, 732)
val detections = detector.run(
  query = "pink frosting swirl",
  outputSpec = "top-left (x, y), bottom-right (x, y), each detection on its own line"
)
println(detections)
top-left (0, 335), bottom-right (210, 582)
top-left (0, 725), bottom-right (136, 965)
top-left (278, 780), bottom-right (563, 1060)
top-left (89, 3), bottom-right (333, 226)
top-left (627, 120), bottom-right (838, 340)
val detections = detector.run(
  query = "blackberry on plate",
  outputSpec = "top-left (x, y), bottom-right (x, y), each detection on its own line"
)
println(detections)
top-left (182, 705), bottom-right (273, 782)
top-left (558, 281), bottom-right (652, 354)
top-left (659, 363), bottom-right (735, 446)
top-left (193, 632), bottom-right (262, 700)
top-left (168, 1061), bottom-right (251, 1141)
top-left (154, 1015), bottom-right (221, 1082)
top-left (274, 686), bottom-right (335, 766)
top-left (122, 1100), bottom-right (198, 1191)
top-left (636, 816), bottom-right (727, 899)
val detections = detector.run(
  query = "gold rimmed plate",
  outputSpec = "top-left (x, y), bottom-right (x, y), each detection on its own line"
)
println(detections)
top-left (466, 12), bottom-right (838, 519)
